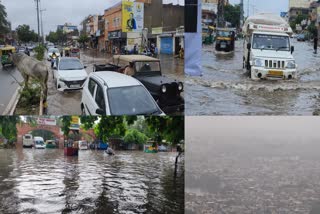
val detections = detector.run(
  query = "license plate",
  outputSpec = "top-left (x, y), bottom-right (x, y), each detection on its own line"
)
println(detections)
top-left (70, 84), bottom-right (80, 88)
top-left (220, 43), bottom-right (226, 48)
top-left (268, 70), bottom-right (283, 76)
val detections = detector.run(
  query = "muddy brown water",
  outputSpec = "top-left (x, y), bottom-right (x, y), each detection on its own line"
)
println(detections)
top-left (186, 40), bottom-right (320, 115)
top-left (0, 149), bottom-right (184, 214)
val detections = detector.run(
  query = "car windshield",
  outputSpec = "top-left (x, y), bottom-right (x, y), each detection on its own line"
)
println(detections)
top-left (252, 34), bottom-right (290, 51)
top-left (48, 48), bottom-right (59, 53)
top-left (217, 30), bottom-right (232, 37)
top-left (134, 61), bottom-right (160, 73)
top-left (108, 85), bottom-right (161, 115)
top-left (35, 141), bottom-right (44, 145)
top-left (59, 58), bottom-right (84, 70)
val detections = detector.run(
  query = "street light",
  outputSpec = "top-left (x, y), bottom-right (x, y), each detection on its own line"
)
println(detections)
top-left (40, 8), bottom-right (46, 44)
top-left (34, 0), bottom-right (41, 44)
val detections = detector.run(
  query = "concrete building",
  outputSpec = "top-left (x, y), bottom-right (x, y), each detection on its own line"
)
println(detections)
top-left (289, 0), bottom-right (312, 22)
top-left (289, 0), bottom-right (313, 8)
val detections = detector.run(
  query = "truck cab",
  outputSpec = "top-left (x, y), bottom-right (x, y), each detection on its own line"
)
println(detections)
top-left (243, 18), bottom-right (297, 80)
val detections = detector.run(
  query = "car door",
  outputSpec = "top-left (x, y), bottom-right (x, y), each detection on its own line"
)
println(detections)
top-left (94, 83), bottom-right (107, 115)
top-left (82, 77), bottom-right (98, 115)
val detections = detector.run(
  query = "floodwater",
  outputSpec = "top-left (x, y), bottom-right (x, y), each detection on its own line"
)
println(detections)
top-left (185, 40), bottom-right (320, 115)
top-left (47, 50), bottom-right (184, 115)
top-left (0, 149), bottom-right (184, 214)
top-left (185, 138), bottom-right (320, 214)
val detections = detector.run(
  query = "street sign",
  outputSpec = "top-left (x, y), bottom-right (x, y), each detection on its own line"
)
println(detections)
top-left (37, 118), bottom-right (56, 126)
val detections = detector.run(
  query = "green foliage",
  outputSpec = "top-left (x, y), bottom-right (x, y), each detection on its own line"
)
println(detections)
top-left (145, 116), bottom-right (184, 145)
top-left (80, 116), bottom-right (98, 130)
top-left (19, 82), bottom-right (41, 107)
top-left (78, 34), bottom-right (90, 46)
top-left (60, 116), bottom-right (72, 137)
top-left (95, 116), bottom-right (126, 142)
top-left (16, 24), bottom-right (38, 43)
top-left (34, 45), bottom-right (45, 61)
top-left (224, 4), bottom-right (241, 28)
top-left (46, 31), bottom-right (58, 44)
top-left (30, 129), bottom-right (54, 141)
top-left (124, 129), bottom-right (148, 144)
top-left (0, 116), bottom-right (20, 143)
top-left (307, 22), bottom-right (317, 35)
top-left (0, 3), bottom-right (10, 35)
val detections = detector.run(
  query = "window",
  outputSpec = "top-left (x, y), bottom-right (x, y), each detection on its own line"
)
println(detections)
top-left (95, 84), bottom-right (106, 111)
top-left (88, 78), bottom-right (97, 96)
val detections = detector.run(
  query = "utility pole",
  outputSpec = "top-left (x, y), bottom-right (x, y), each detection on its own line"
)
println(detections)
top-left (217, 0), bottom-right (225, 28)
top-left (240, 0), bottom-right (244, 27)
top-left (35, 0), bottom-right (40, 44)
top-left (247, 0), bottom-right (249, 17)
top-left (40, 8), bottom-right (46, 45)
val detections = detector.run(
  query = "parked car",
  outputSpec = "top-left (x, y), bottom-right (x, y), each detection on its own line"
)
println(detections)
top-left (47, 47), bottom-right (60, 61)
top-left (34, 136), bottom-right (45, 149)
top-left (53, 57), bottom-right (88, 91)
top-left (94, 55), bottom-right (184, 114)
top-left (297, 34), bottom-right (306, 41)
top-left (81, 71), bottom-right (164, 115)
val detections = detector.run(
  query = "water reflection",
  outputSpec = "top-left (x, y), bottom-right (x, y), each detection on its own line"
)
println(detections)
top-left (0, 149), bottom-right (183, 214)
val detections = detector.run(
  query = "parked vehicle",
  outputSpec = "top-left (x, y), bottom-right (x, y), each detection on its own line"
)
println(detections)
top-left (23, 134), bottom-right (33, 148)
top-left (79, 141), bottom-right (88, 150)
top-left (81, 71), bottom-right (164, 115)
top-left (70, 47), bottom-right (80, 59)
top-left (297, 34), bottom-right (306, 41)
top-left (45, 140), bottom-right (56, 148)
top-left (94, 55), bottom-right (184, 113)
top-left (243, 13), bottom-right (297, 80)
top-left (0, 46), bottom-right (15, 66)
top-left (34, 137), bottom-right (45, 149)
top-left (215, 28), bottom-right (236, 52)
top-left (96, 140), bottom-right (108, 150)
top-left (53, 57), bottom-right (88, 91)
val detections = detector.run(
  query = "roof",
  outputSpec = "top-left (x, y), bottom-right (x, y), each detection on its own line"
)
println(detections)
top-left (113, 55), bottom-right (160, 63)
top-left (92, 71), bottom-right (141, 88)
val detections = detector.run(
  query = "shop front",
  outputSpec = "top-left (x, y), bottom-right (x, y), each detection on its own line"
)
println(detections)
top-left (108, 30), bottom-right (127, 54)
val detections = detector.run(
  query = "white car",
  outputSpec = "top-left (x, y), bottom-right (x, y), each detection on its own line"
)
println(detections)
top-left (79, 141), bottom-right (88, 150)
top-left (53, 57), bottom-right (88, 91)
top-left (47, 47), bottom-right (60, 61)
top-left (81, 71), bottom-right (164, 115)
top-left (34, 136), bottom-right (45, 149)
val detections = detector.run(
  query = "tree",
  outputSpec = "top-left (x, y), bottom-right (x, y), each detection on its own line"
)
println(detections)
top-left (0, 116), bottom-right (20, 144)
top-left (124, 129), bottom-right (148, 145)
top-left (78, 34), bottom-right (90, 46)
top-left (224, 4), bottom-right (241, 28)
top-left (60, 116), bottom-right (72, 138)
top-left (16, 24), bottom-right (38, 43)
top-left (94, 116), bottom-right (126, 142)
top-left (46, 31), bottom-right (58, 44)
top-left (0, 3), bottom-right (10, 35)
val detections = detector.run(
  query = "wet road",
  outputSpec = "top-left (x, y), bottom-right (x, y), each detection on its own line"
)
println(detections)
top-left (0, 65), bottom-right (23, 115)
top-left (47, 50), bottom-right (184, 115)
top-left (0, 149), bottom-right (184, 214)
top-left (186, 40), bottom-right (320, 115)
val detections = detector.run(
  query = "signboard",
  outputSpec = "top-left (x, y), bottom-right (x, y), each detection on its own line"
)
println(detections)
top-left (122, 0), bottom-right (144, 33)
top-left (152, 27), bottom-right (163, 34)
top-left (202, 3), bottom-right (217, 13)
top-left (70, 116), bottom-right (80, 130)
top-left (280, 12), bottom-right (287, 18)
top-left (37, 118), bottom-right (56, 126)
top-left (108, 30), bottom-right (121, 39)
top-left (160, 37), bottom-right (173, 54)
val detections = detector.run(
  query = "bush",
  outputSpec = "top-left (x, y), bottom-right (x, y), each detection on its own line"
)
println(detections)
top-left (34, 45), bottom-right (45, 61)
top-left (124, 129), bottom-right (148, 145)
top-left (19, 81), bottom-right (41, 107)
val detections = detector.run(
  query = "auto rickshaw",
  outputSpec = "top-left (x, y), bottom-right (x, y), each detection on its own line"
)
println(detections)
top-left (63, 47), bottom-right (71, 57)
top-left (202, 25), bottom-right (215, 45)
top-left (215, 28), bottom-right (236, 52)
top-left (70, 47), bottom-right (80, 59)
top-left (0, 46), bottom-right (16, 67)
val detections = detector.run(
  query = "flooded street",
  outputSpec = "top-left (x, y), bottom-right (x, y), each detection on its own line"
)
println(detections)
top-left (186, 40), bottom-right (320, 115)
top-left (47, 50), bottom-right (184, 115)
top-left (0, 149), bottom-right (184, 214)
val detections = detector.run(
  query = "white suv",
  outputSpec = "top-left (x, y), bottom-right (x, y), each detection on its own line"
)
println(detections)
top-left (81, 71), bottom-right (164, 115)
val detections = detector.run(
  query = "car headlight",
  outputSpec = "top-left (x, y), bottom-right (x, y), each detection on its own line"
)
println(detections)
top-left (286, 60), bottom-right (296, 69)
top-left (253, 58), bottom-right (264, 67)
top-left (161, 85), bottom-right (167, 93)
top-left (59, 77), bottom-right (66, 82)
top-left (178, 82), bottom-right (183, 91)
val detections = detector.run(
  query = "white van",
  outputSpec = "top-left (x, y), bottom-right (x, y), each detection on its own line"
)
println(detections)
top-left (23, 134), bottom-right (33, 148)
top-left (34, 136), bottom-right (45, 149)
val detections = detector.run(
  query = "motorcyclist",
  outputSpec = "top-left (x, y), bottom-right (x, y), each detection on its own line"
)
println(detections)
top-left (51, 51), bottom-right (57, 68)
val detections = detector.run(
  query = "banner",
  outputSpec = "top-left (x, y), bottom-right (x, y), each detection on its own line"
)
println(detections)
top-left (70, 116), bottom-right (80, 130)
top-left (122, 0), bottom-right (144, 33)
top-left (37, 118), bottom-right (56, 126)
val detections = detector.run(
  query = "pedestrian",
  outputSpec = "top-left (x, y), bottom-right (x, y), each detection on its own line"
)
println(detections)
top-left (314, 31), bottom-right (318, 54)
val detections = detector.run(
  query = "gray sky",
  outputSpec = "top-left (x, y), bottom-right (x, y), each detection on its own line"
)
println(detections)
top-left (229, 0), bottom-right (289, 17)
top-left (3, 0), bottom-right (120, 35)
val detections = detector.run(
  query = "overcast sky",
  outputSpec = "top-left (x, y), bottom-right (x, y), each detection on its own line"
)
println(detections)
top-left (3, 0), bottom-right (120, 35)
top-left (229, 0), bottom-right (289, 16)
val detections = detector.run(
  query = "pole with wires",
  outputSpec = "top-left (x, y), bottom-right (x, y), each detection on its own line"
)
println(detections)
top-left (35, 0), bottom-right (41, 44)
top-left (40, 8), bottom-right (46, 45)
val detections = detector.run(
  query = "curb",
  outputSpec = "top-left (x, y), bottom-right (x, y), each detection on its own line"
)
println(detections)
top-left (3, 86), bottom-right (22, 115)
